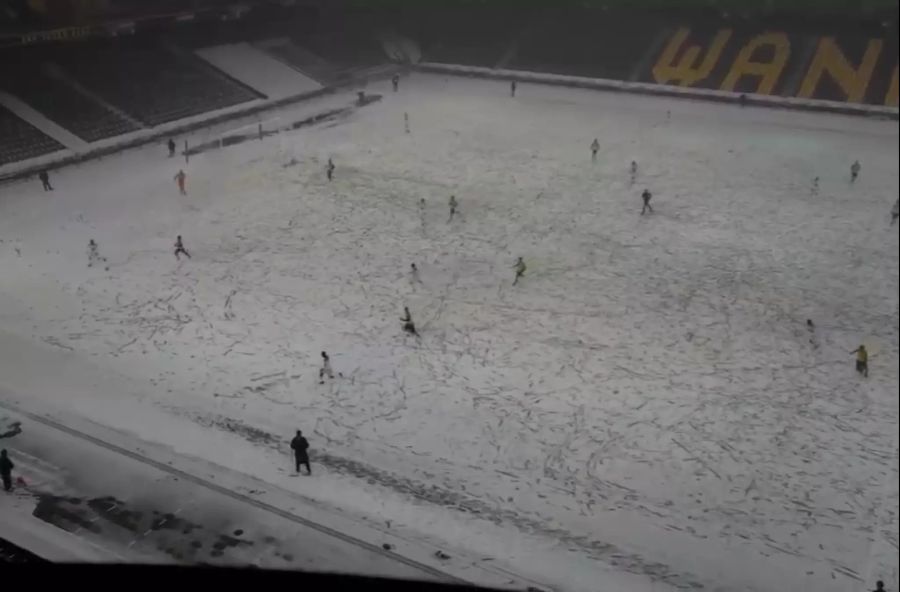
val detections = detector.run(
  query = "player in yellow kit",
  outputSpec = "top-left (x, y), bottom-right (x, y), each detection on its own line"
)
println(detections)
top-left (850, 345), bottom-right (868, 377)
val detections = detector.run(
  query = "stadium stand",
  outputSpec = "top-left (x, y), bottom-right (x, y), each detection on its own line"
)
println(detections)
top-left (258, 39), bottom-right (340, 85)
top-left (0, 62), bottom-right (140, 143)
top-left (510, 15), bottom-right (661, 80)
top-left (302, 29), bottom-right (385, 75)
top-left (396, 8), bottom-right (526, 67)
top-left (52, 41), bottom-right (262, 127)
top-left (260, 32), bottom-right (385, 85)
top-left (0, 104), bottom-right (64, 166)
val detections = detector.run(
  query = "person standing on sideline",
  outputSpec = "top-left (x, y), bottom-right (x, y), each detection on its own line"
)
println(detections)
top-left (850, 344), bottom-right (868, 377)
top-left (0, 449), bottom-right (13, 492)
top-left (174, 235), bottom-right (191, 260)
top-left (850, 160), bottom-right (860, 182)
top-left (590, 138), bottom-right (599, 162)
top-left (326, 158), bottom-right (335, 182)
top-left (38, 170), bottom-right (53, 191)
top-left (290, 430), bottom-right (311, 475)
top-left (174, 169), bottom-right (187, 195)
top-left (512, 256), bottom-right (526, 286)
top-left (640, 189), bottom-right (654, 215)
top-left (510, 79), bottom-right (517, 97)
top-left (318, 351), bottom-right (334, 384)
top-left (392, 73), bottom-right (400, 92)
top-left (168, 138), bottom-right (176, 157)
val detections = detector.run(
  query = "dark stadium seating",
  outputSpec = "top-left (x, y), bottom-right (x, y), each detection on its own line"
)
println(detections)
top-left (0, 67), bottom-right (140, 143)
top-left (53, 42), bottom-right (262, 127)
top-left (510, 16), bottom-right (661, 81)
top-left (396, 9), bottom-right (524, 67)
top-left (302, 31), bottom-right (385, 73)
top-left (0, 105), bottom-right (64, 166)
top-left (262, 42), bottom-right (340, 85)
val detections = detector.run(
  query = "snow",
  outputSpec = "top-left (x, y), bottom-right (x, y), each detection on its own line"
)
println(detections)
top-left (196, 43), bottom-right (323, 100)
top-left (0, 402), bottom-right (477, 580)
top-left (1, 494), bottom-right (125, 562)
top-left (1, 73), bottom-right (898, 591)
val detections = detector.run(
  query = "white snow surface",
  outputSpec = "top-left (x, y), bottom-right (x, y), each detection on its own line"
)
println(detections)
top-left (1, 73), bottom-right (898, 591)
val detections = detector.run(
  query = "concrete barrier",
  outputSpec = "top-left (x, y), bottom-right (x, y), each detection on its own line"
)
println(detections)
top-left (414, 62), bottom-right (899, 121)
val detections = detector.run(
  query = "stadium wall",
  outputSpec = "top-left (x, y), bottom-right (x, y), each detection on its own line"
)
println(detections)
top-left (401, 10), bottom-right (898, 109)
top-left (413, 62), bottom-right (898, 120)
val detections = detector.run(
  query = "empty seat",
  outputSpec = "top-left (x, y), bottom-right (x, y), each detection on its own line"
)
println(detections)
top-left (0, 64), bottom-right (140, 143)
top-left (0, 105), bottom-right (64, 166)
top-left (54, 42), bottom-right (261, 128)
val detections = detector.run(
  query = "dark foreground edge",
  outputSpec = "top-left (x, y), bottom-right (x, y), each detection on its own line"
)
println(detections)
top-left (1, 565), bottom-right (540, 591)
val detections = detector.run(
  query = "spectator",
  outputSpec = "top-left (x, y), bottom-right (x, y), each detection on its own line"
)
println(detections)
top-left (290, 430), bottom-right (311, 475)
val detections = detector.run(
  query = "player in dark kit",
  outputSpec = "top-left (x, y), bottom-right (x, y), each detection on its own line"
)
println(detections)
top-left (38, 170), bottom-right (53, 191)
top-left (448, 195), bottom-right (458, 222)
top-left (0, 449), bottom-right (13, 491)
top-left (512, 256), bottom-right (526, 286)
top-left (174, 235), bottom-right (190, 260)
top-left (850, 160), bottom-right (860, 182)
top-left (168, 138), bottom-right (176, 157)
top-left (590, 138), bottom-right (599, 162)
top-left (392, 74), bottom-right (400, 92)
top-left (640, 189), bottom-right (653, 215)
top-left (805, 319), bottom-right (819, 349)
top-left (630, 160), bottom-right (638, 184)
top-left (401, 306), bottom-right (419, 336)
top-left (326, 158), bottom-right (335, 181)
top-left (290, 430), bottom-right (311, 475)
top-left (510, 79), bottom-right (517, 97)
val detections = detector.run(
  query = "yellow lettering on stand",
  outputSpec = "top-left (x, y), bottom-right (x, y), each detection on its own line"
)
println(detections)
top-left (720, 32), bottom-right (790, 95)
top-left (798, 37), bottom-right (883, 103)
top-left (886, 66), bottom-right (898, 106)
top-left (652, 28), bottom-right (732, 87)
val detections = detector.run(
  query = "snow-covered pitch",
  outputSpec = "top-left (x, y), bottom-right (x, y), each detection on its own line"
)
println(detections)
top-left (1, 73), bottom-right (897, 592)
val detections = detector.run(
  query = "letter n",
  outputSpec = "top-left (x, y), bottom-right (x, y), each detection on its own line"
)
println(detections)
top-left (799, 37), bottom-right (883, 103)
